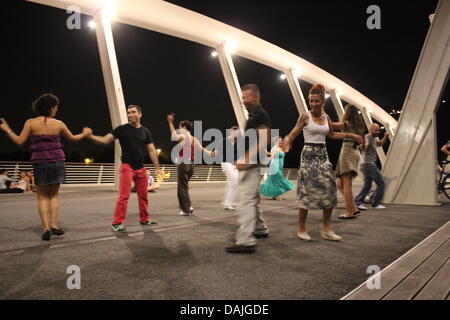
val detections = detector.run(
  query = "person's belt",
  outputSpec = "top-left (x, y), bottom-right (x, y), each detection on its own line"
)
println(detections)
top-left (343, 140), bottom-right (359, 149)
top-left (305, 143), bottom-right (326, 147)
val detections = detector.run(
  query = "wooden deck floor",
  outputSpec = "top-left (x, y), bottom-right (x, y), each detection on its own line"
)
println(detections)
top-left (342, 221), bottom-right (450, 300)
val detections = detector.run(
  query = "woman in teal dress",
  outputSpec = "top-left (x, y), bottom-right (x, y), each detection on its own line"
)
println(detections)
top-left (260, 138), bottom-right (295, 199)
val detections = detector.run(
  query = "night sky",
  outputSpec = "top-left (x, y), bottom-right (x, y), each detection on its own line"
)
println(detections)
top-left (0, 0), bottom-right (448, 168)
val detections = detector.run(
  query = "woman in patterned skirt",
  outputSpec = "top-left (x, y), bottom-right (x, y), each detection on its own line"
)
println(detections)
top-left (334, 104), bottom-right (366, 219)
top-left (0, 93), bottom-right (88, 241)
top-left (283, 84), bottom-right (363, 242)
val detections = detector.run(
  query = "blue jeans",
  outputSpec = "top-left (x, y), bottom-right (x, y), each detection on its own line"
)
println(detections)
top-left (354, 162), bottom-right (385, 207)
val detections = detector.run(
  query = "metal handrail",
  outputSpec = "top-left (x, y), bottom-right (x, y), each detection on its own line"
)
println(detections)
top-left (0, 161), bottom-right (297, 186)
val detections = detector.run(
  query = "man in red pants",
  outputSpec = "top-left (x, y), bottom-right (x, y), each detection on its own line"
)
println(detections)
top-left (85, 105), bottom-right (163, 232)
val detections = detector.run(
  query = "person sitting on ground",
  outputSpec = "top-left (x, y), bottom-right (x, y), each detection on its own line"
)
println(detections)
top-left (14, 171), bottom-right (30, 192)
top-left (25, 171), bottom-right (37, 192)
top-left (0, 169), bottom-right (24, 193)
top-left (131, 169), bottom-right (160, 193)
top-left (145, 169), bottom-right (159, 193)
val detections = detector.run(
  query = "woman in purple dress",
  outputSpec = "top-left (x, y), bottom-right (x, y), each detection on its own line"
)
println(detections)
top-left (0, 93), bottom-right (88, 240)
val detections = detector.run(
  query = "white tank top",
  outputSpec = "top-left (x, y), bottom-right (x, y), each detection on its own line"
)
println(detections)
top-left (303, 111), bottom-right (329, 144)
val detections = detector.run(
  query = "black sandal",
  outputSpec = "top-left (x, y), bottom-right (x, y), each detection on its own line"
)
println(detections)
top-left (42, 230), bottom-right (51, 241)
top-left (51, 228), bottom-right (65, 236)
top-left (338, 214), bottom-right (356, 220)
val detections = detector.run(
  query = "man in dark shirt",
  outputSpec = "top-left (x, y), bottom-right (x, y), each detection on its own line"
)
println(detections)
top-left (85, 105), bottom-right (163, 232)
top-left (226, 84), bottom-right (271, 254)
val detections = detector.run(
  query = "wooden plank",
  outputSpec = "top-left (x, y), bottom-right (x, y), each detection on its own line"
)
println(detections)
top-left (414, 258), bottom-right (450, 300)
top-left (383, 239), bottom-right (450, 300)
top-left (343, 222), bottom-right (450, 300)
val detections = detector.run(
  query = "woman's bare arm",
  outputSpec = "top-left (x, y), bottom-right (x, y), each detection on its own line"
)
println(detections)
top-left (60, 122), bottom-right (87, 143)
top-left (283, 114), bottom-right (308, 152)
top-left (0, 118), bottom-right (31, 146)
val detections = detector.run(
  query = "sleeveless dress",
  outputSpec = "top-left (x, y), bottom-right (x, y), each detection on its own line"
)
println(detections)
top-left (335, 121), bottom-right (362, 178)
top-left (259, 150), bottom-right (295, 197)
top-left (297, 112), bottom-right (337, 210)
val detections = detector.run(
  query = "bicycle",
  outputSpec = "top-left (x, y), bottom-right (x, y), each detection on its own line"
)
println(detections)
top-left (437, 160), bottom-right (450, 200)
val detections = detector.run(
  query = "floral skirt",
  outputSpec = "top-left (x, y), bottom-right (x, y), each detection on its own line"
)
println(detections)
top-left (296, 145), bottom-right (337, 210)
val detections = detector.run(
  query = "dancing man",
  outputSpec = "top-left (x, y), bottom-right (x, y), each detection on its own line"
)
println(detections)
top-left (85, 105), bottom-right (163, 232)
top-left (226, 84), bottom-right (271, 254)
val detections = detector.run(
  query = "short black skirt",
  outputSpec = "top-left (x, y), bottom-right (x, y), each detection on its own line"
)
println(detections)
top-left (33, 161), bottom-right (66, 186)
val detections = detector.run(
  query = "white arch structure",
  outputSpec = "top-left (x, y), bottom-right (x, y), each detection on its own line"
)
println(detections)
top-left (26, 0), bottom-right (449, 205)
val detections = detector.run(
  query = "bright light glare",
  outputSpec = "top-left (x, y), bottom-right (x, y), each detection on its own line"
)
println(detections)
top-left (224, 39), bottom-right (236, 54)
top-left (101, 0), bottom-right (117, 21)
top-left (279, 74), bottom-right (287, 80)
top-left (156, 149), bottom-right (162, 155)
top-left (88, 20), bottom-right (96, 29)
top-left (325, 93), bottom-right (330, 100)
top-left (211, 51), bottom-right (218, 57)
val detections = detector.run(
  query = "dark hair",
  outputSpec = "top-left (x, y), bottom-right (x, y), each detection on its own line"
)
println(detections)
top-left (0, 169), bottom-right (8, 175)
top-left (32, 93), bottom-right (59, 116)
top-left (343, 104), bottom-right (365, 135)
top-left (127, 105), bottom-right (142, 113)
top-left (309, 83), bottom-right (326, 101)
top-left (230, 125), bottom-right (239, 130)
top-left (241, 84), bottom-right (260, 97)
top-left (179, 120), bottom-right (193, 132)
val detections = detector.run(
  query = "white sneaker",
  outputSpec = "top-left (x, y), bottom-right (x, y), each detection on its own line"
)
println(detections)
top-left (372, 205), bottom-right (386, 209)
top-left (357, 204), bottom-right (368, 210)
top-left (321, 230), bottom-right (343, 242)
top-left (297, 231), bottom-right (312, 241)
top-left (224, 206), bottom-right (235, 211)
top-left (179, 211), bottom-right (190, 216)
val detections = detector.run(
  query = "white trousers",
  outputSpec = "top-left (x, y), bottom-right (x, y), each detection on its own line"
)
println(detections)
top-left (221, 162), bottom-right (238, 207)
top-left (235, 166), bottom-right (268, 246)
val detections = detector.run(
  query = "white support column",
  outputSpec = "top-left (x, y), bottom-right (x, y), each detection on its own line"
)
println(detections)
top-left (385, 121), bottom-right (396, 142)
top-left (383, 0), bottom-right (450, 206)
top-left (285, 68), bottom-right (308, 115)
top-left (360, 107), bottom-right (386, 166)
top-left (216, 43), bottom-right (248, 131)
top-left (94, 12), bottom-right (128, 189)
top-left (329, 89), bottom-right (344, 119)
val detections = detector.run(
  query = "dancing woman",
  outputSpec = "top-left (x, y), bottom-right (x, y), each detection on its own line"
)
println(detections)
top-left (333, 104), bottom-right (366, 219)
top-left (0, 93), bottom-right (88, 240)
top-left (259, 137), bottom-right (295, 200)
top-left (283, 84), bottom-right (363, 242)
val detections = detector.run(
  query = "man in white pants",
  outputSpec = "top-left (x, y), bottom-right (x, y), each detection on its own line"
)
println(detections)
top-left (217, 126), bottom-right (240, 210)
top-left (226, 84), bottom-right (271, 254)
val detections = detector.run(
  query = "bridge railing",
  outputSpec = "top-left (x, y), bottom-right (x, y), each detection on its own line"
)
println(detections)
top-left (0, 161), bottom-right (297, 186)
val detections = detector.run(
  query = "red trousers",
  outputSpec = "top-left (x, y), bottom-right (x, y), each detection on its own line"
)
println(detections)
top-left (112, 163), bottom-right (149, 225)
